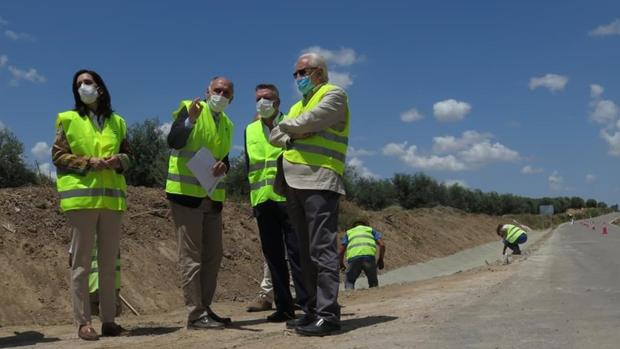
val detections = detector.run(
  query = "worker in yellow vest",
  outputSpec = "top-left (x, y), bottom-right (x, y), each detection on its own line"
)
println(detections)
top-left (53, 69), bottom-right (131, 341)
top-left (339, 219), bottom-right (386, 290)
top-left (270, 52), bottom-right (350, 336)
top-left (165, 76), bottom-right (234, 330)
top-left (245, 84), bottom-right (308, 322)
top-left (496, 224), bottom-right (528, 255)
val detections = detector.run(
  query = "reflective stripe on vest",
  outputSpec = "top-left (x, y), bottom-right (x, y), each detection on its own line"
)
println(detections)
top-left (283, 84), bottom-right (350, 175)
top-left (165, 100), bottom-right (234, 202)
top-left (505, 224), bottom-right (525, 244)
top-left (345, 225), bottom-right (377, 260)
top-left (54, 111), bottom-right (127, 212)
top-left (245, 119), bottom-right (286, 207)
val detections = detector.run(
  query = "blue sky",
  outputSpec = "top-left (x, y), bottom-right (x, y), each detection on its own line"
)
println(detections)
top-left (1, 1), bottom-right (619, 205)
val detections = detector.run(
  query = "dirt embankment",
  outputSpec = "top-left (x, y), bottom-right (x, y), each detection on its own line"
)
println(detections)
top-left (0, 186), bottom-right (504, 326)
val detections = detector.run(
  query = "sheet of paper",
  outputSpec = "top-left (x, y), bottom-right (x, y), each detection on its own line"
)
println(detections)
top-left (185, 147), bottom-right (225, 196)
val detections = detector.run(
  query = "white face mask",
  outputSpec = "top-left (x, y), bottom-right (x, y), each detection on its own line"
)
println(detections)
top-left (256, 98), bottom-right (276, 119)
top-left (208, 94), bottom-right (230, 113)
top-left (78, 83), bottom-right (99, 104)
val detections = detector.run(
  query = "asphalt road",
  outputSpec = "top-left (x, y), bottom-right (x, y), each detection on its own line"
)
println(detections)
top-left (425, 213), bottom-right (620, 349)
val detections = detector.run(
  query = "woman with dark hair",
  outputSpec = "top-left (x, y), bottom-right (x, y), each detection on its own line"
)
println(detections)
top-left (52, 69), bottom-right (132, 341)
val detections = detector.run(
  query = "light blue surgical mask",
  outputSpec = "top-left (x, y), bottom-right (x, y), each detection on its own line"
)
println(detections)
top-left (296, 76), bottom-right (315, 95)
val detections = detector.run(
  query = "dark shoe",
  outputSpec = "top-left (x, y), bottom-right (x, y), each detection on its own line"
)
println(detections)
top-left (246, 295), bottom-right (272, 312)
top-left (267, 311), bottom-right (295, 323)
top-left (207, 307), bottom-right (232, 325)
top-left (296, 318), bottom-right (341, 337)
top-left (78, 325), bottom-right (99, 341)
top-left (286, 313), bottom-right (316, 329)
top-left (187, 315), bottom-right (225, 330)
top-left (101, 322), bottom-right (125, 337)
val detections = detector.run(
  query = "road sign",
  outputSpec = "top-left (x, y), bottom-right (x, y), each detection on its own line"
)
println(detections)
top-left (539, 205), bottom-right (554, 216)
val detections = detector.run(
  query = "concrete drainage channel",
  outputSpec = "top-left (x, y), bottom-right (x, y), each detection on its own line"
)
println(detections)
top-left (342, 228), bottom-right (552, 290)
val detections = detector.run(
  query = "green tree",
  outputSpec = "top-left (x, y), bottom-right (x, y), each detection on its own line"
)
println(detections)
top-left (0, 128), bottom-right (37, 187)
top-left (125, 118), bottom-right (169, 187)
top-left (585, 199), bottom-right (598, 208)
top-left (223, 153), bottom-right (250, 201)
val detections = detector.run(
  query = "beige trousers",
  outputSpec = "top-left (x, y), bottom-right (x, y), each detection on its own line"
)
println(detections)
top-left (67, 209), bottom-right (122, 325)
top-left (170, 199), bottom-right (223, 323)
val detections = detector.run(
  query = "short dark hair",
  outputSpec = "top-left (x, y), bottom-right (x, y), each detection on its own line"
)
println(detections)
top-left (255, 83), bottom-right (279, 97)
top-left (496, 224), bottom-right (504, 235)
top-left (72, 69), bottom-right (113, 118)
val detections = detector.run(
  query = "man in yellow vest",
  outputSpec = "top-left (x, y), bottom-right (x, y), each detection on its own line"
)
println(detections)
top-left (496, 223), bottom-right (528, 256)
top-left (270, 53), bottom-right (350, 336)
top-left (339, 219), bottom-right (386, 290)
top-left (165, 76), bottom-right (234, 330)
top-left (244, 84), bottom-right (308, 322)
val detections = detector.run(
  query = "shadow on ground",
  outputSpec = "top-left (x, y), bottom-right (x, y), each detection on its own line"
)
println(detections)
top-left (126, 326), bottom-right (182, 337)
top-left (0, 331), bottom-right (60, 348)
top-left (340, 315), bottom-right (398, 334)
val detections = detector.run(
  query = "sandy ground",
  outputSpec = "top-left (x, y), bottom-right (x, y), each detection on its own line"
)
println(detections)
top-left (0, 232), bottom-right (549, 349)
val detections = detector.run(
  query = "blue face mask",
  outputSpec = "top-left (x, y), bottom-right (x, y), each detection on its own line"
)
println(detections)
top-left (296, 76), bottom-right (315, 95)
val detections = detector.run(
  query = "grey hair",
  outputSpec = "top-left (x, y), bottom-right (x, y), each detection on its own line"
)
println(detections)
top-left (297, 52), bottom-right (328, 81)
top-left (210, 76), bottom-right (234, 93)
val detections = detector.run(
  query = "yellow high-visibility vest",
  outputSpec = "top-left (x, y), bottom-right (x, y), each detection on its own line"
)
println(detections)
top-left (283, 84), bottom-right (349, 175)
top-left (55, 111), bottom-right (127, 212)
top-left (505, 224), bottom-right (525, 243)
top-left (245, 119), bottom-right (286, 207)
top-left (345, 225), bottom-right (377, 260)
top-left (165, 100), bottom-right (233, 202)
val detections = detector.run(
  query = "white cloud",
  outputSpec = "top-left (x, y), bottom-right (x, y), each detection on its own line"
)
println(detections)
top-left (348, 157), bottom-right (377, 178)
top-left (591, 84), bottom-right (604, 98)
top-left (432, 130), bottom-right (490, 154)
top-left (328, 71), bottom-right (353, 89)
top-left (400, 108), bottom-right (424, 123)
top-left (157, 122), bottom-right (171, 137)
top-left (0, 54), bottom-right (7, 68)
top-left (529, 74), bottom-right (568, 92)
top-left (589, 19), bottom-right (620, 37)
top-left (0, 121), bottom-right (5, 130)
top-left (5, 30), bottom-right (33, 41)
top-left (36, 162), bottom-right (56, 180)
top-left (548, 170), bottom-right (564, 191)
top-left (383, 142), bottom-right (468, 171)
top-left (301, 46), bottom-right (361, 66)
top-left (521, 165), bottom-right (544, 174)
top-left (433, 99), bottom-right (471, 122)
top-left (31, 142), bottom-right (50, 161)
top-left (348, 146), bottom-right (375, 157)
top-left (600, 129), bottom-right (620, 156)
top-left (458, 141), bottom-right (520, 163)
top-left (589, 99), bottom-right (619, 125)
top-left (585, 174), bottom-right (597, 184)
top-left (8, 66), bottom-right (46, 84)
top-left (445, 179), bottom-right (467, 187)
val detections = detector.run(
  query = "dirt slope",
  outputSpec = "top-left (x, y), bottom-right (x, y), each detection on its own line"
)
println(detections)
top-left (0, 186), bottom-right (505, 326)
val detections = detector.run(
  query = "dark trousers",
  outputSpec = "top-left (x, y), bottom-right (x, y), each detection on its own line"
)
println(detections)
top-left (255, 200), bottom-right (307, 313)
top-left (285, 188), bottom-right (341, 323)
top-left (345, 256), bottom-right (378, 289)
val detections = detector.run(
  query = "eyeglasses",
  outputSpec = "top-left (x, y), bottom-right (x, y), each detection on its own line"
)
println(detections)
top-left (293, 67), bottom-right (317, 79)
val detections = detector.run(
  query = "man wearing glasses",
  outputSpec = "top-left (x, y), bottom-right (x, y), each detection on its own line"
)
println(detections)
top-left (270, 53), bottom-right (350, 336)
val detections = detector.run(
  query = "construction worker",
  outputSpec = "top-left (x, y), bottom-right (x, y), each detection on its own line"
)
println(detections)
top-left (270, 52), bottom-right (350, 336)
top-left (166, 76), bottom-right (234, 330)
top-left (496, 224), bottom-right (528, 255)
top-left (245, 84), bottom-right (307, 322)
top-left (69, 241), bottom-right (122, 317)
top-left (246, 261), bottom-right (273, 312)
top-left (339, 220), bottom-right (386, 290)
top-left (53, 69), bottom-right (131, 340)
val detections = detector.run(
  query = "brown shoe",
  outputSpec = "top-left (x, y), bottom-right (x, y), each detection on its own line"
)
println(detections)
top-left (78, 325), bottom-right (99, 341)
top-left (246, 295), bottom-right (272, 312)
